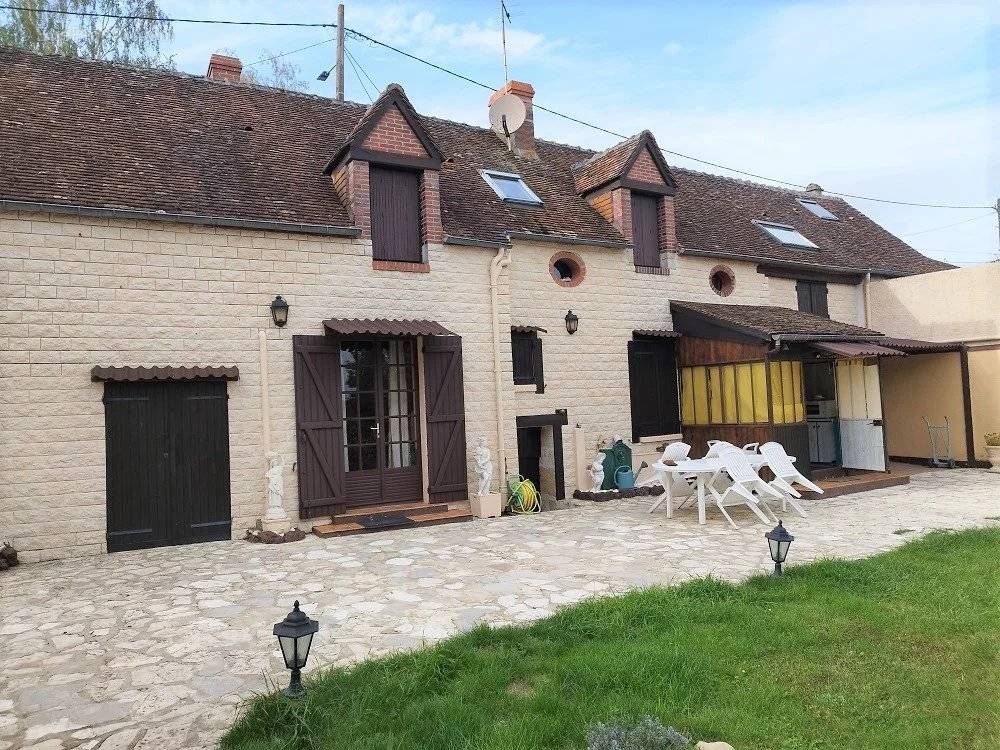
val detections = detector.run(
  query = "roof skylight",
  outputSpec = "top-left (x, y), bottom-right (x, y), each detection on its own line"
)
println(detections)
top-left (796, 198), bottom-right (839, 221)
top-left (754, 221), bottom-right (818, 249)
top-left (480, 169), bottom-right (542, 205)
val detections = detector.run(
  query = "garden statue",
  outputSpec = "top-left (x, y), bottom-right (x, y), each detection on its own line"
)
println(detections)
top-left (262, 452), bottom-right (291, 532)
top-left (589, 456), bottom-right (605, 492)
top-left (474, 438), bottom-right (493, 497)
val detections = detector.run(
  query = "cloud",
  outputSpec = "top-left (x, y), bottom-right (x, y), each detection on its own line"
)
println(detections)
top-left (348, 4), bottom-right (564, 63)
top-left (663, 41), bottom-right (683, 57)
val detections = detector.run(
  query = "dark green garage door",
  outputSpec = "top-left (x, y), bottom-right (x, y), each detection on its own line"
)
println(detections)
top-left (103, 380), bottom-right (232, 552)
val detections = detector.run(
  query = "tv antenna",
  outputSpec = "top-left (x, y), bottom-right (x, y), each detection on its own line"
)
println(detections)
top-left (500, 0), bottom-right (511, 82)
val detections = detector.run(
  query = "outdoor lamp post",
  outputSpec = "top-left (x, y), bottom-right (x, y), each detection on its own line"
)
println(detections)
top-left (564, 309), bottom-right (579, 335)
top-left (765, 521), bottom-right (794, 577)
top-left (273, 600), bottom-right (319, 698)
top-left (270, 295), bottom-right (289, 327)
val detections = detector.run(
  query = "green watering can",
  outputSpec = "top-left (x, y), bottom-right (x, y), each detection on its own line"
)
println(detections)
top-left (614, 462), bottom-right (648, 490)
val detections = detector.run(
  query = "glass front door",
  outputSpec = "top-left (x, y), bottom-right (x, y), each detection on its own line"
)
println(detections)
top-left (340, 339), bottom-right (422, 506)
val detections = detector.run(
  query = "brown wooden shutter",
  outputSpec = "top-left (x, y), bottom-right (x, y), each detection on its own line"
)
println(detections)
top-left (630, 192), bottom-right (660, 268)
top-left (422, 335), bottom-right (469, 501)
top-left (628, 338), bottom-right (680, 441)
top-left (812, 282), bottom-right (829, 318)
top-left (796, 280), bottom-right (812, 313)
top-left (370, 165), bottom-right (422, 262)
top-left (293, 335), bottom-right (346, 517)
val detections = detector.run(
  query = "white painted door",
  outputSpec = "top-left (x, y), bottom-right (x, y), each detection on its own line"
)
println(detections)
top-left (836, 359), bottom-right (886, 471)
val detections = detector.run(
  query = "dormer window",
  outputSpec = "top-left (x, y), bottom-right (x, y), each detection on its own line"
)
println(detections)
top-left (754, 221), bottom-right (818, 249)
top-left (796, 198), bottom-right (839, 221)
top-left (480, 169), bottom-right (542, 205)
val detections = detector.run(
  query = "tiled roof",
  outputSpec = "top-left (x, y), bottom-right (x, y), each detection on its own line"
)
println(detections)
top-left (571, 130), bottom-right (676, 194)
top-left (672, 170), bottom-right (950, 276)
top-left (670, 301), bottom-right (883, 338)
top-left (0, 49), bottom-right (948, 275)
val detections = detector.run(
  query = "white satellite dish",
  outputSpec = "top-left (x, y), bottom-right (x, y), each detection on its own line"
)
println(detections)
top-left (489, 93), bottom-right (526, 139)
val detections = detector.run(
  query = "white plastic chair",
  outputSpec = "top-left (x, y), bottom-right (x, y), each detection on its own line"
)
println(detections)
top-left (644, 442), bottom-right (698, 513)
top-left (710, 448), bottom-right (785, 528)
top-left (706, 440), bottom-right (736, 457)
top-left (742, 442), bottom-right (760, 453)
top-left (759, 442), bottom-right (823, 518)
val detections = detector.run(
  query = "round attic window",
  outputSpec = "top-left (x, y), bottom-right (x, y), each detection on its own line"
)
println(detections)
top-left (709, 265), bottom-right (736, 297)
top-left (549, 252), bottom-right (586, 288)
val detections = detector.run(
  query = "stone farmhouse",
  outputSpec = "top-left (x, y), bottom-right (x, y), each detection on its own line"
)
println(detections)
top-left (0, 49), bottom-right (958, 562)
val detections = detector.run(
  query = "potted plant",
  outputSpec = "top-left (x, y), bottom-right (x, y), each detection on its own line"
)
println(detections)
top-left (986, 432), bottom-right (1000, 473)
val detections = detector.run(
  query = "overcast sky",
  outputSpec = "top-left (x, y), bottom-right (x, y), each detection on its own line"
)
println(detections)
top-left (162, 0), bottom-right (1000, 266)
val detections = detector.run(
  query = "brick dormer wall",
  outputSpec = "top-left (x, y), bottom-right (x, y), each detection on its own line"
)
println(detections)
top-left (362, 105), bottom-right (430, 158)
top-left (327, 89), bottom-right (444, 269)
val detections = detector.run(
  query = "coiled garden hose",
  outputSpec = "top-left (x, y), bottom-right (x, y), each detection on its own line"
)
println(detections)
top-left (505, 474), bottom-right (541, 514)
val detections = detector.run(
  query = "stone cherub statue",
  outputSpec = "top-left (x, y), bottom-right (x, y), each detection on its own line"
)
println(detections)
top-left (474, 437), bottom-right (493, 497)
top-left (262, 452), bottom-right (290, 531)
top-left (589, 456), bottom-right (605, 492)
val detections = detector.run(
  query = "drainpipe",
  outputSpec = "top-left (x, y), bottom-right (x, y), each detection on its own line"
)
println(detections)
top-left (489, 246), bottom-right (512, 491)
top-left (862, 272), bottom-right (871, 328)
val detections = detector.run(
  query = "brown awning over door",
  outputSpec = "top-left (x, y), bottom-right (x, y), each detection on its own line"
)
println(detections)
top-left (809, 342), bottom-right (906, 358)
top-left (322, 318), bottom-right (455, 337)
top-left (91, 364), bottom-right (239, 382)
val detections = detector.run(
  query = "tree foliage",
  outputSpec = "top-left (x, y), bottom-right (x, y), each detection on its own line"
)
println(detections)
top-left (0, 0), bottom-right (173, 67)
top-left (240, 53), bottom-right (308, 92)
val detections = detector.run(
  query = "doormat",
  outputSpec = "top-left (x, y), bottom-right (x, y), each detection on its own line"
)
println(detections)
top-left (354, 512), bottom-right (413, 529)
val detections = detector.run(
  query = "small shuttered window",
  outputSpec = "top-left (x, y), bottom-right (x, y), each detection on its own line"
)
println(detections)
top-left (630, 192), bottom-right (661, 269)
top-left (511, 329), bottom-right (545, 393)
top-left (370, 165), bottom-right (422, 263)
top-left (796, 280), bottom-right (829, 318)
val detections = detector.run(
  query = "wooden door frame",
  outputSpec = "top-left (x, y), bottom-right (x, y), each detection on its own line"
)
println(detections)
top-left (516, 410), bottom-right (568, 501)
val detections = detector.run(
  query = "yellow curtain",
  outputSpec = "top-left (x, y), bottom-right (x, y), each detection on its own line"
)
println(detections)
top-left (721, 365), bottom-right (737, 423)
top-left (692, 366), bottom-right (709, 425)
top-left (681, 367), bottom-right (695, 424)
top-left (735, 364), bottom-right (754, 424)
top-left (708, 367), bottom-right (723, 424)
top-left (752, 362), bottom-right (768, 422)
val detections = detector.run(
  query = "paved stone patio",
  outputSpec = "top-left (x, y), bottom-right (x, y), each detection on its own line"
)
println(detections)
top-left (1, 468), bottom-right (998, 750)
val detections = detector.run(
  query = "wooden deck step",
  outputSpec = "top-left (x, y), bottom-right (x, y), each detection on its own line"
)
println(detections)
top-left (335, 501), bottom-right (449, 519)
top-left (803, 472), bottom-right (910, 499)
top-left (313, 504), bottom-right (472, 538)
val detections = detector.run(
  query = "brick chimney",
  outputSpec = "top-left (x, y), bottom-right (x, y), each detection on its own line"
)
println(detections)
top-left (206, 54), bottom-right (243, 83)
top-left (489, 80), bottom-right (537, 159)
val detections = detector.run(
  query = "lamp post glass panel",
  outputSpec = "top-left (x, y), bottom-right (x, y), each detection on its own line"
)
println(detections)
top-left (565, 309), bottom-right (579, 335)
top-left (765, 521), bottom-right (794, 576)
top-left (270, 295), bottom-right (290, 327)
top-left (273, 600), bottom-right (319, 698)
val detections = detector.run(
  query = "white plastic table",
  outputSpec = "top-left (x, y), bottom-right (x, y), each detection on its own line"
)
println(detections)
top-left (649, 454), bottom-right (788, 525)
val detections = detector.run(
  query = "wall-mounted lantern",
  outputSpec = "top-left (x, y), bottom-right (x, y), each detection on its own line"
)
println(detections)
top-left (270, 295), bottom-right (289, 328)
top-left (564, 309), bottom-right (579, 335)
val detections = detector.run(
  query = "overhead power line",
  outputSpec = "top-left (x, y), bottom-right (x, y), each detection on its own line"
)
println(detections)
top-left (1, 3), bottom-right (995, 211)
top-left (246, 38), bottom-right (334, 68)
top-left (0, 4), bottom-right (336, 26)
top-left (901, 212), bottom-right (996, 238)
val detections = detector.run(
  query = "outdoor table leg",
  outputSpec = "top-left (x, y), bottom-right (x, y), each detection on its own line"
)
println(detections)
top-left (649, 469), bottom-right (673, 516)
top-left (697, 474), bottom-right (707, 525)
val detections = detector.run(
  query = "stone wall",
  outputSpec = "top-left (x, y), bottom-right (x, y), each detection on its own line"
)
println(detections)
top-left (1, 207), bottom-right (877, 561)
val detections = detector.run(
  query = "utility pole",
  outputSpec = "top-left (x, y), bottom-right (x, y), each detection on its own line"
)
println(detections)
top-left (336, 3), bottom-right (345, 101)
top-left (995, 198), bottom-right (1000, 261)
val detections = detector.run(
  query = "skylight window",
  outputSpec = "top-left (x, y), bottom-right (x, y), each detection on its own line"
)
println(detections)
top-left (480, 169), bottom-right (542, 205)
top-left (754, 221), bottom-right (818, 249)
top-left (796, 198), bottom-right (839, 221)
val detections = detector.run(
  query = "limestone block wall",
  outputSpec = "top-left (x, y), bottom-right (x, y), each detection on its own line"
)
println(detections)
top-left (0, 209), bottom-right (503, 561)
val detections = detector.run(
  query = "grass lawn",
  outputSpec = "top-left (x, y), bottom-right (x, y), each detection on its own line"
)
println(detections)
top-left (222, 529), bottom-right (1000, 750)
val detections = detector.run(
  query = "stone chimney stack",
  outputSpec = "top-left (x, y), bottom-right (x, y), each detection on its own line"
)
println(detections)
top-left (206, 54), bottom-right (243, 83)
top-left (804, 182), bottom-right (824, 196)
top-left (489, 80), bottom-right (537, 159)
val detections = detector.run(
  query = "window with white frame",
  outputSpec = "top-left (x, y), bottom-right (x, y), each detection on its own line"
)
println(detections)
top-left (480, 169), bottom-right (542, 205)
top-left (754, 221), bottom-right (818, 249)
top-left (796, 198), bottom-right (839, 221)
